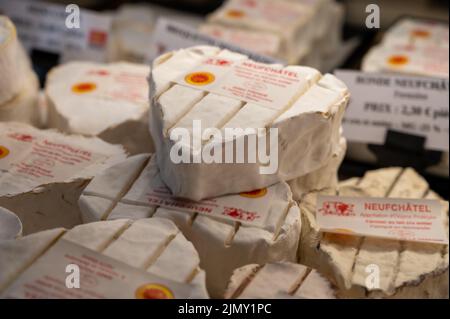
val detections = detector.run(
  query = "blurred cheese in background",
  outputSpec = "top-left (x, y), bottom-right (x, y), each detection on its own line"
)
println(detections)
top-left (348, 18), bottom-right (449, 179)
top-left (0, 16), bottom-right (40, 127)
top-left (45, 61), bottom-right (154, 155)
top-left (363, 18), bottom-right (449, 78)
top-left (108, 3), bottom-right (203, 63)
top-left (202, 0), bottom-right (344, 69)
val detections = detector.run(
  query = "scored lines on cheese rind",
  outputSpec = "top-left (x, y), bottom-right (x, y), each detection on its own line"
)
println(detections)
top-left (0, 228), bottom-right (66, 293)
top-left (62, 219), bottom-right (131, 252)
top-left (170, 93), bottom-right (244, 147)
top-left (148, 233), bottom-right (201, 284)
top-left (239, 263), bottom-right (308, 298)
top-left (158, 85), bottom-right (206, 136)
top-left (102, 219), bottom-right (178, 270)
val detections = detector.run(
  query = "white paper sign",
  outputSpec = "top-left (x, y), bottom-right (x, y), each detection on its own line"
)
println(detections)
top-left (1, 239), bottom-right (204, 299)
top-left (316, 195), bottom-right (448, 245)
top-left (0, 0), bottom-right (112, 62)
top-left (147, 18), bottom-right (280, 64)
top-left (336, 69), bottom-right (449, 151)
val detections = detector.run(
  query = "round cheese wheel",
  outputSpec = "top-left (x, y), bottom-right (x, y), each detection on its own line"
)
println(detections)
top-left (45, 61), bottom-right (154, 155)
top-left (299, 167), bottom-right (449, 298)
top-left (0, 218), bottom-right (209, 298)
top-left (225, 262), bottom-right (336, 299)
top-left (79, 154), bottom-right (301, 297)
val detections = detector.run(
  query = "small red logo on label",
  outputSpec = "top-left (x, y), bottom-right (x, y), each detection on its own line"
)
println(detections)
top-left (320, 201), bottom-right (355, 217)
top-left (89, 30), bottom-right (108, 48)
top-left (223, 207), bottom-right (260, 221)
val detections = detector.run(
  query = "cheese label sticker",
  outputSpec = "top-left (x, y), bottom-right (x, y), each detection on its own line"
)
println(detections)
top-left (0, 239), bottom-right (201, 299)
top-left (107, 162), bottom-right (277, 227)
top-left (175, 57), bottom-right (306, 110)
top-left (67, 68), bottom-right (148, 104)
top-left (316, 195), bottom-right (448, 245)
top-left (0, 125), bottom-right (114, 196)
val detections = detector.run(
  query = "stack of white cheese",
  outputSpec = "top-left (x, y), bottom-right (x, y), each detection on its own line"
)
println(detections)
top-left (45, 61), bottom-right (154, 155)
top-left (200, 0), bottom-right (344, 68)
top-left (351, 18), bottom-right (449, 178)
top-left (0, 16), bottom-right (40, 127)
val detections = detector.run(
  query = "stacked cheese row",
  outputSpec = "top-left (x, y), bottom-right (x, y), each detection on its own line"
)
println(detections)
top-left (0, 218), bottom-right (209, 298)
top-left (78, 154), bottom-right (301, 298)
top-left (351, 18), bottom-right (449, 178)
top-left (150, 46), bottom-right (349, 201)
top-left (200, 0), bottom-right (344, 68)
top-left (300, 167), bottom-right (449, 298)
top-left (45, 61), bottom-right (154, 155)
top-left (0, 16), bottom-right (40, 126)
top-left (0, 122), bottom-right (126, 235)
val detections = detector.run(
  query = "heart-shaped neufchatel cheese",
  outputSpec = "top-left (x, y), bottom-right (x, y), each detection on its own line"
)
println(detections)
top-left (45, 61), bottom-right (153, 155)
top-left (79, 154), bottom-right (301, 298)
top-left (299, 167), bottom-right (449, 299)
top-left (149, 46), bottom-right (349, 201)
top-left (0, 218), bottom-right (209, 298)
top-left (225, 262), bottom-right (336, 299)
top-left (0, 122), bottom-right (127, 235)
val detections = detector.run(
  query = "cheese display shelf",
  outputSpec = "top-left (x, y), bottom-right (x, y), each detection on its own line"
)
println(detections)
top-left (0, 0), bottom-right (448, 302)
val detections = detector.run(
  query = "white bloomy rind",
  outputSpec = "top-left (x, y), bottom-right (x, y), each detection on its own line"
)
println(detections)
top-left (0, 122), bottom-right (127, 235)
top-left (149, 46), bottom-right (349, 201)
top-left (45, 61), bottom-right (153, 155)
top-left (78, 154), bottom-right (301, 298)
top-left (0, 207), bottom-right (22, 240)
top-left (0, 16), bottom-right (26, 105)
top-left (0, 218), bottom-right (209, 298)
top-left (225, 262), bottom-right (336, 299)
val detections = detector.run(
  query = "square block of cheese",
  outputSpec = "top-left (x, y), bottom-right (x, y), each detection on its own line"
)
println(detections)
top-left (299, 167), bottom-right (449, 299)
top-left (150, 46), bottom-right (349, 201)
top-left (0, 122), bottom-right (127, 235)
top-left (79, 154), bottom-right (302, 297)
top-left (0, 218), bottom-right (208, 298)
top-left (45, 61), bottom-right (154, 155)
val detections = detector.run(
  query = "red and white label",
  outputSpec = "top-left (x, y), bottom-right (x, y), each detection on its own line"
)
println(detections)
top-left (70, 68), bottom-right (148, 104)
top-left (1, 239), bottom-right (200, 299)
top-left (0, 127), bottom-right (111, 195)
top-left (175, 57), bottom-right (307, 110)
top-left (119, 167), bottom-right (277, 227)
top-left (316, 195), bottom-right (448, 245)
